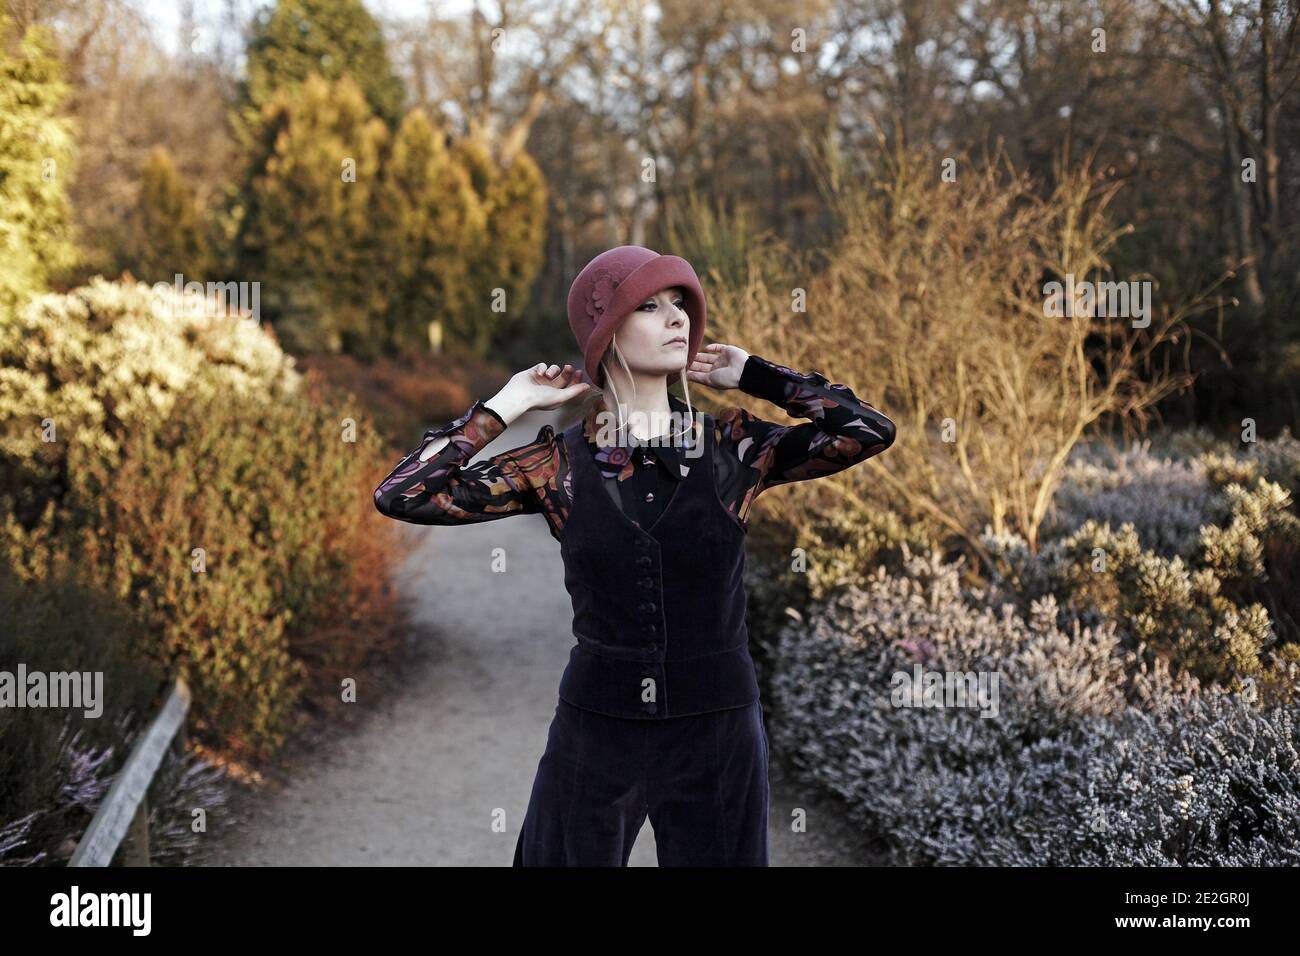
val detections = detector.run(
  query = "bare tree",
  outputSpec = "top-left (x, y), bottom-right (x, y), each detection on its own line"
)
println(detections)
top-left (386, 0), bottom-right (605, 166)
top-left (1157, 0), bottom-right (1300, 306)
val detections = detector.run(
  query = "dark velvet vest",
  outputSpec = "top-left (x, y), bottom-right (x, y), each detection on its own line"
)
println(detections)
top-left (556, 412), bottom-right (760, 719)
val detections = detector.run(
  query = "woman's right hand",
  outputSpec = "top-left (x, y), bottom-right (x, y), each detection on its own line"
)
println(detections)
top-left (489, 363), bottom-right (593, 422)
top-left (419, 363), bottom-right (591, 462)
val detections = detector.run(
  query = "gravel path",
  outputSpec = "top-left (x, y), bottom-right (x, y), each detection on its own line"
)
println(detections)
top-left (202, 410), bottom-right (878, 866)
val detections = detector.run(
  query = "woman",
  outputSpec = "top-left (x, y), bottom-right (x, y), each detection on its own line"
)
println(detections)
top-left (373, 245), bottom-right (897, 866)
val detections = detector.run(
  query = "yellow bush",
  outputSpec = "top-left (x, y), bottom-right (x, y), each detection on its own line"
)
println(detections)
top-left (0, 277), bottom-right (298, 508)
top-left (1, 279), bottom-right (406, 756)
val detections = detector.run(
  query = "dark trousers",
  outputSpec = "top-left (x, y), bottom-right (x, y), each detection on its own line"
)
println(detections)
top-left (513, 697), bottom-right (771, 866)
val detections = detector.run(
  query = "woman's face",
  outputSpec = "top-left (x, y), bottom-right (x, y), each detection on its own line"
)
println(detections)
top-left (611, 286), bottom-right (690, 378)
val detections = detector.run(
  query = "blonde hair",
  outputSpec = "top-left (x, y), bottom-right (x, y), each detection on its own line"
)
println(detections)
top-left (578, 332), bottom-right (698, 446)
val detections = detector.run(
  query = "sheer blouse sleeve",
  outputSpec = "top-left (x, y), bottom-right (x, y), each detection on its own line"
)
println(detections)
top-left (372, 400), bottom-right (553, 525)
top-left (716, 354), bottom-right (896, 514)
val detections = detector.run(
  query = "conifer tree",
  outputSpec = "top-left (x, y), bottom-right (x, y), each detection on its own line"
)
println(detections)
top-left (378, 110), bottom-right (485, 355)
top-left (240, 0), bottom-right (405, 132)
top-left (447, 138), bottom-right (548, 357)
top-left (0, 15), bottom-right (76, 313)
top-left (131, 146), bottom-right (211, 284)
top-left (482, 148), bottom-right (548, 342)
top-left (235, 73), bottom-right (389, 355)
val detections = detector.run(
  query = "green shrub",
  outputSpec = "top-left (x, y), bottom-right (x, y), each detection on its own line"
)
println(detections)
top-left (983, 512), bottom-right (1298, 699)
top-left (791, 506), bottom-right (942, 601)
top-left (240, 0), bottom-right (406, 131)
top-left (378, 110), bottom-right (484, 356)
top-left (988, 429), bottom-right (1300, 693)
top-left (449, 137), bottom-right (549, 359)
top-left (4, 373), bottom-right (402, 755)
top-left (1, 278), bottom-right (405, 755)
top-left (0, 277), bottom-right (299, 522)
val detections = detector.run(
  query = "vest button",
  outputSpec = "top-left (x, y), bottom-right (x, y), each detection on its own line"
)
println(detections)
top-left (644, 702), bottom-right (658, 715)
top-left (638, 576), bottom-right (654, 589)
top-left (642, 623), bottom-right (655, 634)
top-left (636, 555), bottom-right (652, 567)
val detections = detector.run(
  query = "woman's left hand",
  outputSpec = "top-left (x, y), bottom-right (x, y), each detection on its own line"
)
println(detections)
top-left (686, 343), bottom-right (750, 389)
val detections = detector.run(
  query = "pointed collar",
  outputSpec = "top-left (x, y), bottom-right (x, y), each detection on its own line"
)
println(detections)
top-left (583, 393), bottom-right (704, 482)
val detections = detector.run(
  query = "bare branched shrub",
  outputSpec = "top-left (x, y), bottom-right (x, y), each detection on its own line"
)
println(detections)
top-left (710, 140), bottom-right (1216, 558)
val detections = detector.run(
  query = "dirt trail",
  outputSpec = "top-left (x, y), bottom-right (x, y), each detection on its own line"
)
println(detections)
top-left (203, 410), bottom-right (877, 866)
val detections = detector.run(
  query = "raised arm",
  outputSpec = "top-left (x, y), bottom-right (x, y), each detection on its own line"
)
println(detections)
top-left (719, 353), bottom-right (896, 489)
top-left (373, 361), bottom-right (593, 525)
top-left (372, 400), bottom-right (542, 525)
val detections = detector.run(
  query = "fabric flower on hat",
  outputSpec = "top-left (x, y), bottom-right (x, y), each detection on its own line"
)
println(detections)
top-left (586, 267), bottom-right (621, 321)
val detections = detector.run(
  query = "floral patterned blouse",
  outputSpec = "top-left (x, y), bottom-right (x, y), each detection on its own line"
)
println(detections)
top-left (372, 354), bottom-right (897, 540)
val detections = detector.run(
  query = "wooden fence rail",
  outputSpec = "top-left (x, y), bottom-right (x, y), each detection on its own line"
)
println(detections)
top-left (69, 676), bottom-right (191, 867)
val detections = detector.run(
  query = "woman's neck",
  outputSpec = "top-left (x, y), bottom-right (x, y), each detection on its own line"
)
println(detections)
top-left (601, 373), bottom-right (676, 443)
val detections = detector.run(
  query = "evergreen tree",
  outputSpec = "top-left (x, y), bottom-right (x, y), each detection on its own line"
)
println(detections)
top-left (240, 0), bottom-right (405, 131)
top-left (378, 110), bottom-right (485, 356)
top-left (130, 146), bottom-right (211, 283)
top-left (482, 148), bottom-right (548, 341)
top-left (234, 73), bottom-right (389, 355)
top-left (0, 15), bottom-right (76, 314)
top-left (448, 138), bottom-right (548, 357)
